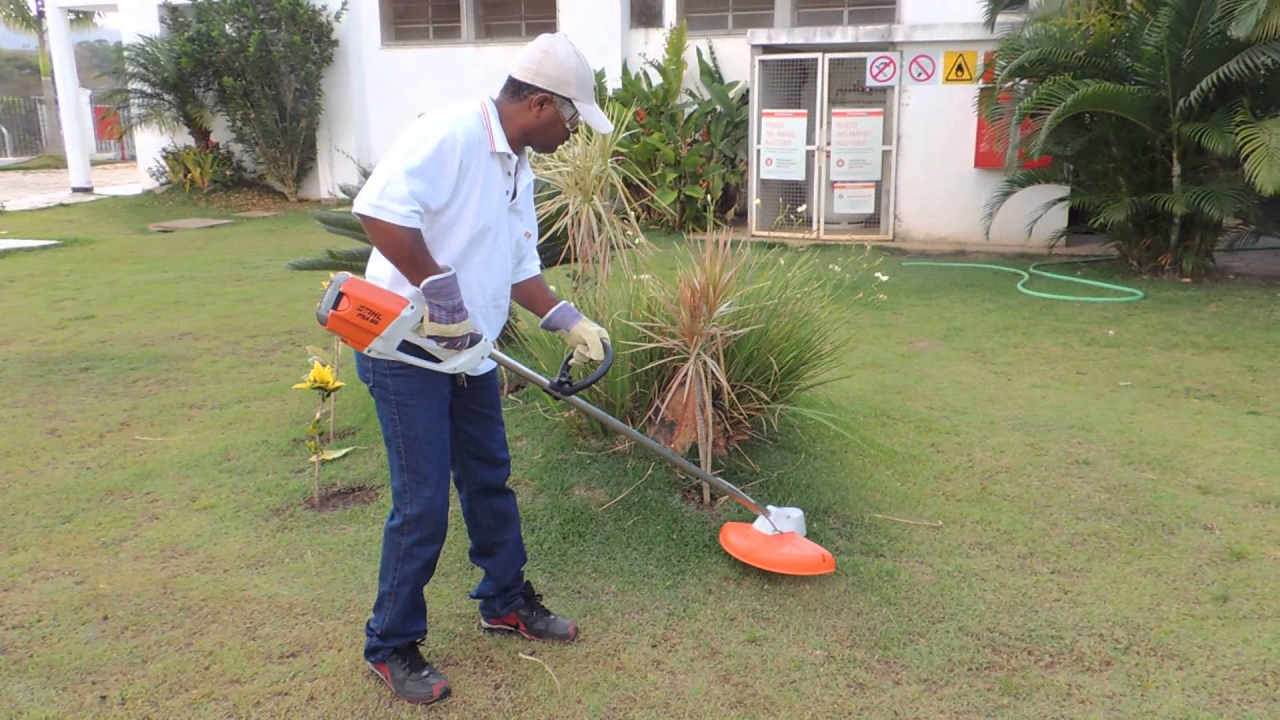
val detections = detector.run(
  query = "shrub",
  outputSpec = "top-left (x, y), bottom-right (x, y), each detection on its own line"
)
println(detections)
top-left (102, 15), bottom-right (216, 149)
top-left (533, 102), bottom-right (659, 289)
top-left (183, 0), bottom-right (344, 201)
top-left (981, 0), bottom-right (1280, 277)
top-left (607, 23), bottom-right (750, 232)
top-left (148, 143), bottom-right (243, 193)
top-left (522, 233), bottom-right (884, 499)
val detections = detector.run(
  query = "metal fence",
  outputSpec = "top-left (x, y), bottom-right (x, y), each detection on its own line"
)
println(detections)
top-left (0, 96), bottom-right (49, 158)
top-left (0, 93), bottom-right (136, 161)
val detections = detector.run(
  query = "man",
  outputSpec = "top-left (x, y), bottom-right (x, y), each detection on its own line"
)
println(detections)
top-left (349, 33), bottom-right (613, 705)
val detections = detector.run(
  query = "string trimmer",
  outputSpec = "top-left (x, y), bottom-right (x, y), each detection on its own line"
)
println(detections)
top-left (315, 272), bottom-right (836, 576)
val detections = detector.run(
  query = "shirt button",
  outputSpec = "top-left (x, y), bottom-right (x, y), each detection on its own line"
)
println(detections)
top-left (506, 172), bottom-right (512, 177)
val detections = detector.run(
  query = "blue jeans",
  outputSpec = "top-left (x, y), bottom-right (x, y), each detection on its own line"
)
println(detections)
top-left (355, 350), bottom-right (528, 662)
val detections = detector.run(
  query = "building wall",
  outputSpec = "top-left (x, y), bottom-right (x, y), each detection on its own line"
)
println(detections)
top-left (310, 0), bottom-right (1063, 249)
top-left (890, 38), bottom-right (1064, 248)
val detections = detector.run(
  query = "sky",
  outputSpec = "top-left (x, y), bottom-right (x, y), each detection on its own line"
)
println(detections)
top-left (0, 12), bottom-right (123, 51)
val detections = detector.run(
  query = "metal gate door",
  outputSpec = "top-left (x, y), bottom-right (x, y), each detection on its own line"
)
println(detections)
top-left (750, 53), bottom-right (822, 238)
top-left (751, 52), bottom-right (899, 240)
top-left (819, 53), bottom-right (897, 240)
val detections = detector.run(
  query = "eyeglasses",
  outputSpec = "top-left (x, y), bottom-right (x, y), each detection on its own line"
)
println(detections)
top-left (551, 95), bottom-right (580, 135)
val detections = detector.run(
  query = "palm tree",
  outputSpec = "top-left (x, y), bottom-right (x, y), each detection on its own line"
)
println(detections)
top-left (0, 0), bottom-right (97, 158)
top-left (101, 32), bottom-right (216, 148)
top-left (980, 0), bottom-right (1280, 277)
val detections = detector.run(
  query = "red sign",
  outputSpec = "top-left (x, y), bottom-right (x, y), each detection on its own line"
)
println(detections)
top-left (93, 106), bottom-right (122, 141)
top-left (981, 51), bottom-right (997, 85)
top-left (974, 89), bottom-right (1052, 170)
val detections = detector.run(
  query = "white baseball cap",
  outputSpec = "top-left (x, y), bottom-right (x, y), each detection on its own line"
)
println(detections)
top-left (508, 33), bottom-right (614, 134)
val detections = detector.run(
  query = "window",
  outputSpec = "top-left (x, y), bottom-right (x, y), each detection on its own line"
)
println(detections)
top-left (383, 0), bottom-right (463, 42)
top-left (476, 0), bottom-right (556, 39)
top-left (380, 0), bottom-right (557, 44)
top-left (795, 0), bottom-right (896, 27)
top-left (682, 0), bottom-right (775, 33)
top-left (632, 0), bottom-right (664, 28)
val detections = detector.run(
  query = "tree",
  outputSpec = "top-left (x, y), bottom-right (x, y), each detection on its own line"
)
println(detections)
top-left (183, 0), bottom-right (344, 201)
top-left (980, 0), bottom-right (1280, 277)
top-left (0, 48), bottom-right (41, 95)
top-left (0, 0), bottom-right (97, 158)
top-left (101, 22), bottom-right (216, 148)
top-left (74, 39), bottom-right (122, 89)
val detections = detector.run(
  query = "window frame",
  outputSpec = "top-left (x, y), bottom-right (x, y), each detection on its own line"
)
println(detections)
top-left (792, 0), bottom-right (898, 28)
top-left (679, 0), bottom-right (779, 36)
top-left (379, 0), bottom-right (559, 47)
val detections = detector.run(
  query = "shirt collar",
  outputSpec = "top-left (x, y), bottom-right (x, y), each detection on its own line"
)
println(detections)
top-left (480, 97), bottom-right (515, 156)
top-left (481, 96), bottom-right (536, 189)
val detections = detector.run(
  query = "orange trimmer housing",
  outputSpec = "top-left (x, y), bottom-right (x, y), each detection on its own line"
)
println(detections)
top-left (316, 273), bottom-right (412, 353)
top-left (315, 272), bottom-right (493, 375)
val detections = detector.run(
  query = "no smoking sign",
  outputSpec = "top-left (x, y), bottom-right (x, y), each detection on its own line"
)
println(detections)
top-left (865, 53), bottom-right (900, 87)
top-left (906, 53), bottom-right (940, 85)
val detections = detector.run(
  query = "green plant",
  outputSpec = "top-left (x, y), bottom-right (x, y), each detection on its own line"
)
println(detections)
top-left (608, 23), bottom-right (750, 232)
top-left (684, 44), bottom-right (751, 223)
top-left (523, 234), bottom-right (884, 502)
top-left (101, 21), bottom-right (216, 148)
top-left (148, 143), bottom-right (242, 193)
top-left (291, 357), bottom-right (349, 510)
top-left (183, 0), bottom-right (344, 201)
top-left (288, 210), bottom-right (372, 273)
top-left (533, 102), bottom-right (657, 290)
top-left (980, 0), bottom-right (1280, 277)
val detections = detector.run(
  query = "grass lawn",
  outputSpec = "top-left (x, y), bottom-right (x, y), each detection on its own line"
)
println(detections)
top-left (1, 194), bottom-right (1277, 719)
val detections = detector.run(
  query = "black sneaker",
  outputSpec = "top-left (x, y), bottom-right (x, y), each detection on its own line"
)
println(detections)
top-left (480, 581), bottom-right (579, 643)
top-left (367, 641), bottom-right (451, 705)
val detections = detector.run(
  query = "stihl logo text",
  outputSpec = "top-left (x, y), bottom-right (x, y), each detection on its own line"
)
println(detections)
top-left (356, 305), bottom-right (384, 325)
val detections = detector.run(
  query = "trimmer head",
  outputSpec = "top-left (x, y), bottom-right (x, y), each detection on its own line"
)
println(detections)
top-left (719, 506), bottom-right (835, 576)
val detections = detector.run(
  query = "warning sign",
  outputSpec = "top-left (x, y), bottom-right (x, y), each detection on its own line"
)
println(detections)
top-left (833, 183), bottom-right (876, 215)
top-left (866, 53), bottom-right (899, 87)
top-left (830, 109), bottom-right (884, 182)
top-left (943, 51), bottom-right (978, 84)
top-left (760, 109), bottom-right (808, 181)
top-left (906, 53), bottom-right (939, 85)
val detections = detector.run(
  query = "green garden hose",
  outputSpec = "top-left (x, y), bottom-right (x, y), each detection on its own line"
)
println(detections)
top-left (902, 256), bottom-right (1146, 303)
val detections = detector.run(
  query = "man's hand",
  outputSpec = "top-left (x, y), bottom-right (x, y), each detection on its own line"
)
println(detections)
top-left (418, 267), bottom-right (473, 350)
top-left (540, 301), bottom-right (609, 366)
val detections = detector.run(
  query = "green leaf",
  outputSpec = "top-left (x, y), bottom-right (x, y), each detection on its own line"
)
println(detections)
top-left (1237, 114), bottom-right (1280, 196)
top-left (682, 184), bottom-right (705, 199)
top-left (1032, 80), bottom-right (1159, 155)
top-left (705, 82), bottom-right (736, 113)
top-left (1224, 0), bottom-right (1280, 42)
top-left (655, 187), bottom-right (679, 206)
top-left (1179, 41), bottom-right (1280, 115)
top-left (981, 165), bottom-right (1073, 239)
top-left (1177, 101), bottom-right (1243, 157)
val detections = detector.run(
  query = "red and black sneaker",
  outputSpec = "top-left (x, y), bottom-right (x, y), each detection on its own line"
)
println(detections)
top-left (367, 641), bottom-right (451, 705)
top-left (480, 581), bottom-right (579, 643)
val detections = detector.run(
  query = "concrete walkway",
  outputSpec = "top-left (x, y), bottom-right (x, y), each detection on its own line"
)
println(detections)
top-left (0, 163), bottom-right (145, 211)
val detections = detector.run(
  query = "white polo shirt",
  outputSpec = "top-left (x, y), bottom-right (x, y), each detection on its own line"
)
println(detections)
top-left (352, 97), bottom-right (542, 375)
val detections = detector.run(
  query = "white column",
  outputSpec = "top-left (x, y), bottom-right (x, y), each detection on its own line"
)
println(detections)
top-left (116, 1), bottom-right (168, 187)
top-left (45, 3), bottom-right (93, 192)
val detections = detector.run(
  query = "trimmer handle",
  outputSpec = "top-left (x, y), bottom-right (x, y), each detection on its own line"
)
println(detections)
top-left (548, 342), bottom-right (614, 397)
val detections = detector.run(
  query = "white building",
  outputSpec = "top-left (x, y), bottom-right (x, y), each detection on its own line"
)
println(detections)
top-left (46, 0), bottom-right (1062, 249)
